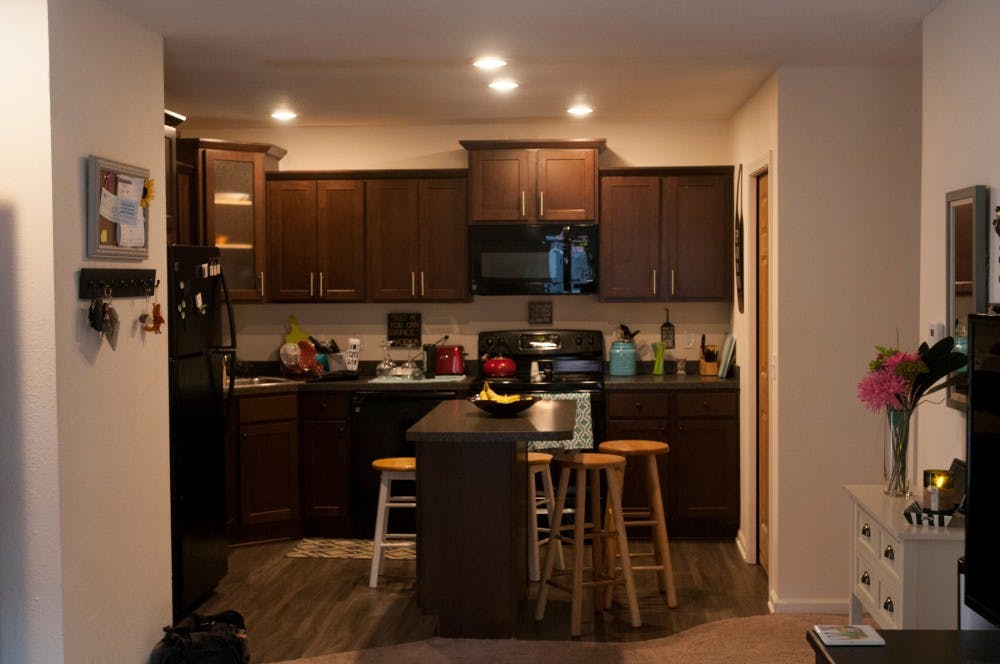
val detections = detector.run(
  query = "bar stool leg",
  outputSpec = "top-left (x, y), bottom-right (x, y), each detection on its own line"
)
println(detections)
top-left (588, 466), bottom-right (604, 616)
top-left (605, 467), bottom-right (641, 628)
top-left (369, 473), bottom-right (391, 588)
top-left (602, 465), bottom-right (625, 610)
top-left (528, 466), bottom-right (541, 582)
top-left (570, 467), bottom-right (587, 637)
top-left (540, 463), bottom-right (565, 572)
top-left (535, 466), bottom-right (570, 621)
top-left (645, 456), bottom-right (678, 607)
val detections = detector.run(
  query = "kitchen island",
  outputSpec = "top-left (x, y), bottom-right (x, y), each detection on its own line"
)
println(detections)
top-left (406, 398), bottom-right (577, 638)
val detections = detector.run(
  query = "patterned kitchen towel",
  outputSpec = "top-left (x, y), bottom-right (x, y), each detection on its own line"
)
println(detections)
top-left (530, 392), bottom-right (593, 451)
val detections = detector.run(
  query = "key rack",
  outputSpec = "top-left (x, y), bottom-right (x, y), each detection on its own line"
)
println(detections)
top-left (78, 268), bottom-right (158, 299)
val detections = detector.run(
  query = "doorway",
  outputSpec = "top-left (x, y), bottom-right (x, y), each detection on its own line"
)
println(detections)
top-left (755, 169), bottom-right (770, 575)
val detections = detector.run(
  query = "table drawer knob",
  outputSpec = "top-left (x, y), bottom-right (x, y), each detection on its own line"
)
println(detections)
top-left (883, 545), bottom-right (895, 560)
top-left (861, 571), bottom-right (871, 586)
top-left (861, 523), bottom-right (871, 537)
top-left (883, 597), bottom-right (894, 613)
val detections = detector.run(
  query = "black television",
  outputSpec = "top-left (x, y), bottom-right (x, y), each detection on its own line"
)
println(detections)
top-left (965, 313), bottom-right (1000, 628)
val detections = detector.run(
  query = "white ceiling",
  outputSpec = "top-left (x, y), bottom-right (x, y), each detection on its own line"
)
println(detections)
top-left (102, 0), bottom-right (941, 130)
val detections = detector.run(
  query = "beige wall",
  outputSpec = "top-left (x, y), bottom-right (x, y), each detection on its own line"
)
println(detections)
top-left (0, 1), bottom-right (63, 661)
top-left (918, 0), bottom-right (1000, 476)
top-left (48, 0), bottom-right (172, 661)
top-left (772, 66), bottom-right (921, 612)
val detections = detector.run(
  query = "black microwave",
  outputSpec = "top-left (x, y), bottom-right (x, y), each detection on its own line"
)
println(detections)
top-left (469, 224), bottom-right (598, 295)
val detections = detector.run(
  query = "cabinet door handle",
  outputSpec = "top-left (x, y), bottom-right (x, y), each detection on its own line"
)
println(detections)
top-left (861, 523), bottom-right (871, 538)
top-left (634, 401), bottom-right (643, 412)
top-left (883, 545), bottom-right (894, 561)
top-left (652, 268), bottom-right (657, 296)
top-left (883, 597), bottom-right (894, 613)
top-left (420, 271), bottom-right (425, 297)
top-left (539, 191), bottom-right (544, 217)
top-left (319, 272), bottom-right (324, 296)
top-left (521, 191), bottom-right (526, 217)
top-left (309, 272), bottom-right (314, 297)
top-left (411, 272), bottom-right (416, 297)
top-left (259, 271), bottom-right (265, 298)
top-left (861, 571), bottom-right (871, 586)
top-left (671, 269), bottom-right (676, 295)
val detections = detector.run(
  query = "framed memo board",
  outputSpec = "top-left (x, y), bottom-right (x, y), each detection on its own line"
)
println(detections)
top-left (87, 155), bottom-right (150, 260)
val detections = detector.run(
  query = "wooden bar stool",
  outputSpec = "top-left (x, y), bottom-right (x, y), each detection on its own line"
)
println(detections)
top-left (528, 452), bottom-right (565, 582)
top-left (599, 439), bottom-right (677, 608)
top-left (535, 452), bottom-right (640, 637)
top-left (369, 456), bottom-right (416, 588)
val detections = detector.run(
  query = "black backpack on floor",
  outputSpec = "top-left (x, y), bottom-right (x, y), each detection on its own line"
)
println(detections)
top-left (148, 610), bottom-right (250, 664)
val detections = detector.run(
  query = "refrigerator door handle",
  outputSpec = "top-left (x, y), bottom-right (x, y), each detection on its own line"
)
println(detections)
top-left (218, 271), bottom-right (237, 413)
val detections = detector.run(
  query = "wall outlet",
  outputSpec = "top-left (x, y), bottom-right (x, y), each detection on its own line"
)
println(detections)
top-left (927, 322), bottom-right (946, 342)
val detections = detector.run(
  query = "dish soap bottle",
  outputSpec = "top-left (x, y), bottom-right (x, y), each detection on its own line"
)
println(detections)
top-left (660, 308), bottom-right (675, 349)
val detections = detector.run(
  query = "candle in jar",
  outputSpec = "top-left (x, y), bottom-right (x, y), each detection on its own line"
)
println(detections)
top-left (923, 469), bottom-right (955, 513)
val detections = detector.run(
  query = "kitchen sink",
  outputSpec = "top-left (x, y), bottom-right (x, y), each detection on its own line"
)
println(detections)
top-left (233, 376), bottom-right (294, 387)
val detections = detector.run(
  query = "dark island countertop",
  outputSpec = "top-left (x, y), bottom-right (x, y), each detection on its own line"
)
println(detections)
top-left (406, 399), bottom-right (576, 443)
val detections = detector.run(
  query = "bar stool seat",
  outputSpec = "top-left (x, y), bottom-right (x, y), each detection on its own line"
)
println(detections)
top-left (535, 452), bottom-right (640, 636)
top-left (599, 439), bottom-right (677, 608)
top-left (528, 452), bottom-right (565, 582)
top-left (369, 456), bottom-right (416, 588)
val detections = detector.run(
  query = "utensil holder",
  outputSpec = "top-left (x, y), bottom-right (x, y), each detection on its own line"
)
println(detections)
top-left (699, 344), bottom-right (718, 375)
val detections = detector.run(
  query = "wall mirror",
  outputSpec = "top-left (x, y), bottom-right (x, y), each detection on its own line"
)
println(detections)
top-left (946, 185), bottom-right (988, 410)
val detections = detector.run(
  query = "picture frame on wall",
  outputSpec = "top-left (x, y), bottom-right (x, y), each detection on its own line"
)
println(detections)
top-left (87, 155), bottom-right (150, 260)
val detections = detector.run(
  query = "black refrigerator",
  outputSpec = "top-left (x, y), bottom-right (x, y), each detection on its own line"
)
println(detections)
top-left (168, 245), bottom-right (237, 621)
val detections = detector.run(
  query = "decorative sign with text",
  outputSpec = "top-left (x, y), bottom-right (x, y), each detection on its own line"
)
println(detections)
top-left (387, 313), bottom-right (421, 347)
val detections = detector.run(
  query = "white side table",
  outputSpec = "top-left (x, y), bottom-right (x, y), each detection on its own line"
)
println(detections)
top-left (846, 484), bottom-right (964, 629)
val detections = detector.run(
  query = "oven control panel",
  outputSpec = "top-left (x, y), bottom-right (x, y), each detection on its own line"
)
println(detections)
top-left (478, 329), bottom-right (603, 358)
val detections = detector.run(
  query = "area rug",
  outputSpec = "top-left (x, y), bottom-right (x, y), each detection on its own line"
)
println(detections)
top-left (275, 612), bottom-right (845, 664)
top-left (285, 538), bottom-right (415, 560)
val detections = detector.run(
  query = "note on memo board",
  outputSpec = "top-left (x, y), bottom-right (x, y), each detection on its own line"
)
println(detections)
top-left (87, 155), bottom-right (150, 261)
top-left (387, 313), bottom-right (421, 348)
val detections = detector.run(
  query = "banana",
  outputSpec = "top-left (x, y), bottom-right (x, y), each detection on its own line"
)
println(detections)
top-left (478, 382), bottom-right (521, 403)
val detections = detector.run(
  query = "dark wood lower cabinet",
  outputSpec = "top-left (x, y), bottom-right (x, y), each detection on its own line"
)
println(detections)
top-left (229, 394), bottom-right (301, 544)
top-left (299, 393), bottom-right (351, 537)
top-left (605, 388), bottom-right (739, 538)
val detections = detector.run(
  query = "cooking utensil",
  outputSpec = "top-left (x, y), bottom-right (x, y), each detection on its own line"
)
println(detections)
top-left (619, 324), bottom-right (639, 342)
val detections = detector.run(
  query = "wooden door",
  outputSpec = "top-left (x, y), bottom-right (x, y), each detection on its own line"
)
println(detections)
top-left (367, 179), bottom-right (420, 301)
top-left (267, 180), bottom-right (317, 301)
top-left (204, 149), bottom-right (266, 301)
top-left (468, 149), bottom-right (533, 221)
top-left (662, 174), bottom-right (731, 300)
top-left (418, 178), bottom-right (468, 301)
top-left (599, 176), bottom-right (661, 300)
top-left (317, 180), bottom-right (366, 301)
top-left (756, 170), bottom-right (770, 574)
top-left (536, 149), bottom-right (596, 221)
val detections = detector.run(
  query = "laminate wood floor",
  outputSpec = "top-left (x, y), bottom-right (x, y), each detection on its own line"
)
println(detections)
top-left (195, 539), bottom-right (769, 664)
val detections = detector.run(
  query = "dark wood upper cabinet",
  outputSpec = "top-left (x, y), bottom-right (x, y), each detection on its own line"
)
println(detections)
top-left (599, 167), bottom-right (733, 301)
top-left (367, 177), bottom-right (468, 302)
top-left (267, 179), bottom-right (366, 302)
top-left (599, 176), bottom-right (661, 300)
top-left (662, 174), bottom-right (732, 300)
top-left (176, 139), bottom-right (286, 302)
top-left (462, 139), bottom-right (604, 223)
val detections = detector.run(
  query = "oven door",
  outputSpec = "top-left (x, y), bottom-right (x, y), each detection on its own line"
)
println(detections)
top-left (470, 224), bottom-right (598, 295)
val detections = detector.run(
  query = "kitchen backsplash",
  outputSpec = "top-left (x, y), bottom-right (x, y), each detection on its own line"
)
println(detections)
top-left (233, 297), bottom-right (731, 364)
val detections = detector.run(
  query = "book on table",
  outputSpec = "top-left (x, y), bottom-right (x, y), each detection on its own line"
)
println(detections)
top-left (812, 624), bottom-right (885, 646)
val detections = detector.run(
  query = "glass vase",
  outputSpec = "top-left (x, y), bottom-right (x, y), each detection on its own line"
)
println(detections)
top-left (884, 408), bottom-right (912, 497)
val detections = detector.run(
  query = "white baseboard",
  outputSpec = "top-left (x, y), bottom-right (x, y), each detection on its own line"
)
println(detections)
top-left (735, 528), bottom-right (756, 564)
top-left (769, 592), bottom-right (849, 615)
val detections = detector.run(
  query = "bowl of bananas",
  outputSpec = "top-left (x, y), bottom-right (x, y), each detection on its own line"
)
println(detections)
top-left (470, 382), bottom-right (536, 416)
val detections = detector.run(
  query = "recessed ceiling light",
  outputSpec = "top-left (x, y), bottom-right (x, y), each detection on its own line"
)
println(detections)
top-left (271, 109), bottom-right (297, 121)
top-left (489, 79), bottom-right (519, 92)
top-left (567, 104), bottom-right (593, 117)
top-left (474, 56), bottom-right (507, 71)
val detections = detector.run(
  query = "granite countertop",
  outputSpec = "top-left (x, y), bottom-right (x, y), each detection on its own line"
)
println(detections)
top-left (405, 399), bottom-right (576, 443)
